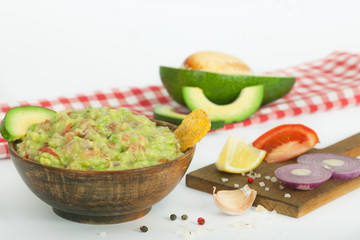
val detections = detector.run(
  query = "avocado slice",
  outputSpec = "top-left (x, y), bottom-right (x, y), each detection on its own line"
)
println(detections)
top-left (160, 66), bottom-right (295, 106)
top-left (0, 106), bottom-right (56, 141)
top-left (153, 105), bottom-right (225, 129)
top-left (182, 85), bottom-right (264, 124)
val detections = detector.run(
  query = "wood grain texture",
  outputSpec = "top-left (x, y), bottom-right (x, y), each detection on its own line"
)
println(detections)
top-left (186, 132), bottom-right (360, 218)
top-left (9, 120), bottom-right (195, 224)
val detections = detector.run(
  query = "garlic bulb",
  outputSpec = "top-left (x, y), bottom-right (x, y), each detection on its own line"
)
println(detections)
top-left (213, 185), bottom-right (257, 215)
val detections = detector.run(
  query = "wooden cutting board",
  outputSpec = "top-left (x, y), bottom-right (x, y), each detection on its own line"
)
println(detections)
top-left (186, 132), bottom-right (360, 218)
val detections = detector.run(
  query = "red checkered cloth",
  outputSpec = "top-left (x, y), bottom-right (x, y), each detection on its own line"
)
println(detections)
top-left (1, 51), bottom-right (360, 159)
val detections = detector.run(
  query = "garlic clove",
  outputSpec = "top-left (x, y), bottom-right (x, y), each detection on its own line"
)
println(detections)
top-left (213, 185), bottom-right (257, 215)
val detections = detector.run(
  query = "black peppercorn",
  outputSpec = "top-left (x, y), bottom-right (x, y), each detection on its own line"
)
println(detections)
top-left (140, 226), bottom-right (148, 232)
top-left (170, 214), bottom-right (177, 220)
top-left (181, 214), bottom-right (188, 220)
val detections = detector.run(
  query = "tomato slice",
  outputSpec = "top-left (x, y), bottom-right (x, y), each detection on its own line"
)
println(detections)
top-left (252, 124), bottom-right (319, 163)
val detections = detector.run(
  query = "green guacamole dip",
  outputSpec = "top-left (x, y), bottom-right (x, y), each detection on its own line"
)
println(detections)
top-left (16, 107), bottom-right (183, 170)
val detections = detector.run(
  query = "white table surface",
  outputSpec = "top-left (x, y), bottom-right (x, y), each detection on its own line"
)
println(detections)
top-left (1, 0), bottom-right (360, 239)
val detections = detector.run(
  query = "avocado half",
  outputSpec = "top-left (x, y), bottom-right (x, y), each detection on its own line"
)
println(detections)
top-left (183, 85), bottom-right (264, 124)
top-left (160, 66), bottom-right (296, 106)
top-left (153, 105), bottom-right (225, 130)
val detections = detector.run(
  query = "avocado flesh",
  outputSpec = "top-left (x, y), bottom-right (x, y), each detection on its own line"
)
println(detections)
top-left (183, 85), bottom-right (263, 124)
top-left (160, 66), bottom-right (295, 106)
top-left (153, 105), bottom-right (225, 129)
top-left (0, 106), bottom-right (56, 141)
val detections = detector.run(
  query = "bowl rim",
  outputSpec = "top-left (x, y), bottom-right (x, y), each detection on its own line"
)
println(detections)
top-left (8, 119), bottom-right (195, 174)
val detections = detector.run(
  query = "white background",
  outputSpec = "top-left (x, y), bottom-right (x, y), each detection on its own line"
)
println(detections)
top-left (1, 0), bottom-right (360, 239)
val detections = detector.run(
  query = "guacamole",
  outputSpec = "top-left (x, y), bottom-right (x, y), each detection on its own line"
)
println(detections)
top-left (16, 107), bottom-right (184, 170)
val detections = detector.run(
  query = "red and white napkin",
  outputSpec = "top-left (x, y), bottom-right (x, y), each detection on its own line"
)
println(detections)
top-left (1, 51), bottom-right (360, 159)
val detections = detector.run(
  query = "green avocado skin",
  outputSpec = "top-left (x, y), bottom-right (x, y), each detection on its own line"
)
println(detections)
top-left (0, 119), bottom-right (10, 141)
top-left (160, 66), bottom-right (296, 106)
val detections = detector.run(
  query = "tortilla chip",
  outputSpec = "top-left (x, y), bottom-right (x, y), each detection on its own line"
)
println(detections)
top-left (174, 109), bottom-right (211, 152)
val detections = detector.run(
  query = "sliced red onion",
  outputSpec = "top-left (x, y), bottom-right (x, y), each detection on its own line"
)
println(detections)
top-left (297, 153), bottom-right (360, 180)
top-left (274, 163), bottom-right (332, 190)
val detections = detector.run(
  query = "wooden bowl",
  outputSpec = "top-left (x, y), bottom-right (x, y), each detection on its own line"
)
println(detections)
top-left (8, 120), bottom-right (195, 224)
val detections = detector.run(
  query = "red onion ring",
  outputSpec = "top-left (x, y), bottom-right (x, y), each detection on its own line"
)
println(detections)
top-left (297, 153), bottom-right (360, 180)
top-left (274, 163), bottom-right (332, 190)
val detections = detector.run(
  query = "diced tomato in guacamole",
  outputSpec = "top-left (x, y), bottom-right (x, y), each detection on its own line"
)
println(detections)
top-left (16, 107), bottom-right (183, 171)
